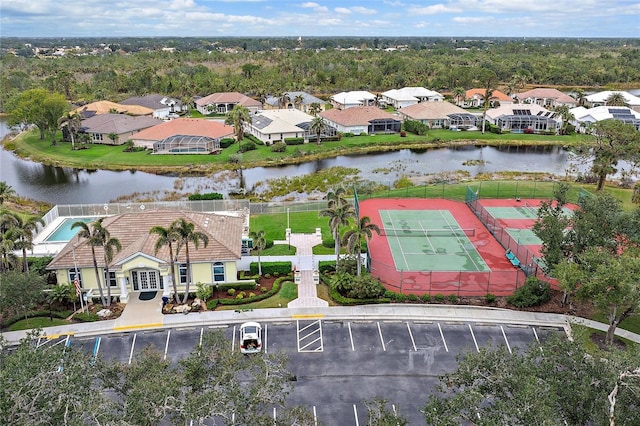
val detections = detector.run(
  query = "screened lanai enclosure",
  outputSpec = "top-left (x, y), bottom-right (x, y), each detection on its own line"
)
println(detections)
top-left (447, 113), bottom-right (480, 130)
top-left (496, 110), bottom-right (560, 134)
top-left (153, 134), bottom-right (222, 154)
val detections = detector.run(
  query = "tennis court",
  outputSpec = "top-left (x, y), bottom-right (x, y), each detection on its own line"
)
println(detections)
top-left (379, 209), bottom-right (489, 272)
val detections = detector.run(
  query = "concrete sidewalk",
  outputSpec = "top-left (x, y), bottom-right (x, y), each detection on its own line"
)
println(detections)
top-left (3, 304), bottom-right (640, 346)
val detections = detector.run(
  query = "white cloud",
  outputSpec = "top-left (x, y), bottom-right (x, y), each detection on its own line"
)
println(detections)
top-left (351, 6), bottom-right (377, 15)
top-left (300, 2), bottom-right (320, 7)
top-left (409, 3), bottom-right (461, 15)
top-left (452, 16), bottom-right (486, 23)
top-left (335, 7), bottom-right (351, 14)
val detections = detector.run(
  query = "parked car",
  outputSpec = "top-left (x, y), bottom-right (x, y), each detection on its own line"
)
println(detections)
top-left (239, 321), bottom-right (262, 354)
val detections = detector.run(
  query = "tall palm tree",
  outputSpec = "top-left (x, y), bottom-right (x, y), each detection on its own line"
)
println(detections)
top-left (554, 105), bottom-right (575, 135)
top-left (342, 216), bottom-right (380, 276)
top-left (72, 218), bottom-right (121, 306)
top-left (3, 213), bottom-right (44, 273)
top-left (225, 104), bottom-right (251, 142)
top-left (293, 94), bottom-right (305, 110)
top-left (309, 116), bottom-right (327, 145)
top-left (309, 102), bottom-right (322, 116)
top-left (605, 92), bottom-right (627, 107)
top-left (57, 111), bottom-right (82, 150)
top-left (452, 87), bottom-right (465, 106)
top-left (277, 92), bottom-right (291, 109)
top-left (481, 87), bottom-right (494, 134)
top-left (574, 88), bottom-right (586, 106)
top-left (0, 182), bottom-right (16, 205)
top-left (173, 218), bottom-right (209, 304)
top-left (249, 230), bottom-right (267, 276)
top-left (150, 224), bottom-right (181, 303)
top-left (0, 229), bottom-right (18, 272)
top-left (320, 189), bottom-right (355, 271)
top-left (102, 233), bottom-right (122, 306)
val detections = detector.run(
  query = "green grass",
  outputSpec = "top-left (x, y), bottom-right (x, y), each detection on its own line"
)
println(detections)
top-left (8, 317), bottom-right (69, 331)
top-left (260, 244), bottom-right (296, 255)
top-left (216, 281), bottom-right (297, 310)
top-left (591, 312), bottom-right (640, 336)
top-left (572, 325), bottom-right (639, 352)
top-left (250, 211), bottom-right (330, 239)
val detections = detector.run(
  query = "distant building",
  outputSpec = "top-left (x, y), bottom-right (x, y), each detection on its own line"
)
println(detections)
top-left (584, 91), bottom-right (640, 112)
top-left (381, 87), bottom-right (444, 109)
top-left (246, 109), bottom-right (336, 144)
top-left (120, 94), bottom-right (186, 120)
top-left (194, 92), bottom-right (261, 115)
top-left (330, 91), bottom-right (376, 110)
top-left (73, 101), bottom-right (154, 118)
top-left (80, 114), bottom-right (162, 145)
top-left (320, 106), bottom-right (400, 135)
top-left (513, 88), bottom-right (577, 108)
top-left (485, 104), bottom-right (560, 134)
top-left (570, 106), bottom-right (640, 131)
top-left (458, 89), bottom-right (513, 108)
top-left (399, 101), bottom-right (478, 129)
top-left (131, 118), bottom-right (234, 153)
top-left (263, 91), bottom-right (326, 114)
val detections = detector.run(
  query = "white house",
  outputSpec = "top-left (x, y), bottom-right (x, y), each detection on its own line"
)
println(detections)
top-left (513, 88), bottom-right (577, 108)
top-left (194, 92), bottom-right (261, 115)
top-left (330, 91), bottom-right (376, 110)
top-left (381, 87), bottom-right (444, 109)
top-left (584, 91), bottom-right (640, 112)
top-left (570, 105), bottom-right (640, 131)
top-left (319, 106), bottom-right (401, 135)
top-left (246, 109), bottom-right (336, 144)
top-left (485, 104), bottom-right (561, 134)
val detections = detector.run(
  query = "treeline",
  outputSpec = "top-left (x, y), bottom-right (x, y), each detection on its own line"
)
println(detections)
top-left (1, 38), bottom-right (639, 111)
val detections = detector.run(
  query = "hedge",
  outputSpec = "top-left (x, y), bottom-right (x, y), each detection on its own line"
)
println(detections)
top-left (74, 312), bottom-right (100, 322)
top-left (239, 140), bottom-right (257, 152)
top-left (207, 275), bottom-right (292, 309)
top-left (243, 134), bottom-right (264, 145)
top-left (220, 138), bottom-right (235, 148)
top-left (284, 137), bottom-right (304, 145)
top-left (318, 261), bottom-right (336, 274)
top-left (215, 281), bottom-right (258, 292)
top-left (249, 261), bottom-right (291, 276)
top-left (327, 284), bottom-right (390, 306)
top-left (188, 192), bottom-right (223, 201)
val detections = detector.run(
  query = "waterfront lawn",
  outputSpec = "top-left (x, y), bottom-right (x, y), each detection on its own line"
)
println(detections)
top-left (250, 211), bottom-right (329, 239)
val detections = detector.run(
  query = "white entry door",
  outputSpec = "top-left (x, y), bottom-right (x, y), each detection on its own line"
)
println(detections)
top-left (132, 269), bottom-right (160, 291)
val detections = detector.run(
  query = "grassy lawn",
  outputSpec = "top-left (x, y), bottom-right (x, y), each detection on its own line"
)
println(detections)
top-left (250, 211), bottom-right (330, 239)
top-left (216, 280), bottom-right (297, 310)
top-left (8, 317), bottom-right (69, 331)
top-left (260, 244), bottom-right (296, 255)
top-left (591, 312), bottom-right (640, 336)
top-left (572, 325), bottom-right (639, 352)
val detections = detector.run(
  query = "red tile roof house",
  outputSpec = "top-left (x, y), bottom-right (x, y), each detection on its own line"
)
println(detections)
top-left (514, 88), bottom-right (577, 108)
top-left (80, 114), bottom-right (163, 145)
top-left (319, 106), bottom-right (401, 135)
top-left (131, 118), bottom-right (234, 154)
top-left (459, 88), bottom-right (514, 108)
top-left (194, 92), bottom-right (261, 115)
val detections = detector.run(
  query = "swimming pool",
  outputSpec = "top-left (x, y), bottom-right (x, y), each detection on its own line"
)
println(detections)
top-left (44, 217), bottom-right (98, 242)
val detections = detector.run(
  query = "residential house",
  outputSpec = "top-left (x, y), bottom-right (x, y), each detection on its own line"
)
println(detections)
top-left (319, 106), bottom-right (401, 135)
top-left (120, 94), bottom-right (186, 120)
top-left (194, 92), bottom-right (261, 115)
top-left (570, 105), bottom-right (640, 131)
top-left (73, 101), bottom-right (154, 118)
top-left (381, 87), bottom-right (444, 109)
top-left (246, 109), bottom-right (336, 144)
top-left (46, 210), bottom-right (245, 303)
top-left (398, 101), bottom-right (476, 129)
top-left (80, 114), bottom-right (162, 145)
top-left (513, 88), bottom-right (577, 108)
top-left (458, 88), bottom-right (513, 108)
top-left (485, 104), bottom-right (561, 134)
top-left (330, 91), bottom-right (376, 110)
top-left (130, 118), bottom-right (234, 153)
top-left (263, 91), bottom-right (327, 114)
top-left (584, 91), bottom-right (640, 112)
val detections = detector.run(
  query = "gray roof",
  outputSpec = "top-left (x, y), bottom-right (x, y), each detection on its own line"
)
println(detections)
top-left (265, 91), bottom-right (325, 107)
top-left (120, 94), bottom-right (180, 110)
top-left (80, 113), bottom-right (163, 134)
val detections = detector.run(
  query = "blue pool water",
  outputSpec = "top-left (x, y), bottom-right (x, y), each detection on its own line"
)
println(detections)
top-left (44, 218), bottom-right (97, 242)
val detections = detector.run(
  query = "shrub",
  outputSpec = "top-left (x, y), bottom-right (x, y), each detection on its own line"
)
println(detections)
top-left (196, 282), bottom-right (212, 301)
top-left (220, 138), bottom-right (235, 148)
top-left (270, 142), bottom-right (287, 152)
top-left (249, 261), bottom-right (291, 276)
top-left (74, 312), bottom-right (99, 322)
top-left (227, 288), bottom-right (236, 296)
top-left (208, 275), bottom-right (291, 308)
top-left (318, 261), bottom-right (335, 274)
top-left (239, 140), bottom-right (256, 152)
top-left (506, 277), bottom-right (551, 308)
top-left (342, 132), bottom-right (354, 137)
top-left (284, 137), bottom-right (304, 145)
top-left (407, 293), bottom-right (418, 302)
top-left (236, 293), bottom-right (244, 299)
top-left (434, 293), bottom-right (445, 302)
top-left (400, 131), bottom-right (407, 137)
top-left (188, 192), bottom-right (223, 201)
top-left (485, 293), bottom-right (497, 304)
top-left (393, 293), bottom-right (406, 303)
top-left (403, 119), bottom-right (429, 135)
top-left (322, 237), bottom-right (335, 248)
top-left (420, 294), bottom-right (431, 303)
top-left (261, 286), bottom-right (268, 292)
top-left (447, 294), bottom-right (458, 303)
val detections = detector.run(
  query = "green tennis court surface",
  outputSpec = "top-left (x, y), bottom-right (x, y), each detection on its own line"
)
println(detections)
top-left (506, 229), bottom-right (542, 245)
top-left (380, 210), bottom-right (490, 272)
top-left (486, 205), bottom-right (574, 219)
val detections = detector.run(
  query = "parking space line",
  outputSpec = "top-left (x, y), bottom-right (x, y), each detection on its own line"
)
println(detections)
top-left (273, 407), bottom-right (276, 421)
top-left (468, 324), bottom-right (479, 352)
top-left (500, 325), bottom-right (512, 354)
top-left (377, 322), bottom-right (386, 351)
top-left (92, 337), bottom-right (101, 364)
top-left (264, 323), bottom-right (268, 354)
top-left (128, 333), bottom-right (137, 364)
top-left (313, 406), bottom-right (318, 426)
top-left (297, 320), bottom-right (323, 352)
top-left (353, 404), bottom-right (359, 426)
top-left (348, 322), bottom-right (355, 351)
top-left (163, 330), bottom-right (171, 360)
top-left (532, 327), bottom-right (543, 352)
top-left (199, 327), bottom-right (204, 347)
top-left (406, 322), bottom-right (417, 351)
top-left (232, 325), bottom-right (237, 352)
top-left (437, 323), bottom-right (449, 352)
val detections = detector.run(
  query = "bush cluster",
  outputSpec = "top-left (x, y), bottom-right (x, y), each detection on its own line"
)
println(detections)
top-left (239, 140), bottom-right (257, 152)
top-left (507, 277), bottom-right (551, 308)
top-left (249, 261), bottom-right (291, 276)
top-left (188, 192), bottom-right (223, 201)
top-left (219, 138), bottom-right (235, 148)
top-left (284, 137), bottom-right (304, 145)
top-left (206, 275), bottom-right (291, 309)
top-left (270, 142), bottom-right (287, 152)
top-left (403, 120), bottom-right (429, 135)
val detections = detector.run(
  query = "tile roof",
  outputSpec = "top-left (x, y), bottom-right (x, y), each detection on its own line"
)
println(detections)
top-left (47, 210), bottom-right (244, 271)
top-left (265, 91), bottom-right (325, 106)
top-left (515, 88), bottom-right (576, 104)
top-left (120, 94), bottom-right (180, 110)
top-left (399, 101), bottom-right (467, 120)
top-left (330, 91), bottom-right (376, 105)
top-left (382, 87), bottom-right (443, 101)
top-left (485, 104), bottom-right (557, 120)
top-left (80, 114), bottom-right (163, 134)
top-left (250, 109), bottom-right (313, 133)
top-left (194, 92), bottom-right (261, 108)
top-left (320, 106), bottom-right (399, 126)
top-left (132, 118), bottom-right (234, 142)
top-left (465, 88), bottom-right (512, 102)
top-left (73, 101), bottom-right (155, 116)
top-left (585, 90), bottom-right (640, 106)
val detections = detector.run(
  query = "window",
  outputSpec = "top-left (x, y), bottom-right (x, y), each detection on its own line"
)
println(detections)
top-left (68, 269), bottom-right (82, 286)
top-left (178, 263), bottom-right (188, 284)
top-left (92, 133), bottom-right (103, 141)
top-left (104, 270), bottom-right (117, 287)
top-left (213, 262), bottom-right (225, 282)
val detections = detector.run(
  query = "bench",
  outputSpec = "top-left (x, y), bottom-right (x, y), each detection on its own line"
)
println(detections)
top-left (505, 249), bottom-right (521, 268)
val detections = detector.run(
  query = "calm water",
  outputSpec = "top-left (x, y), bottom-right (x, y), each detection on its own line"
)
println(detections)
top-left (0, 117), bottom-right (622, 205)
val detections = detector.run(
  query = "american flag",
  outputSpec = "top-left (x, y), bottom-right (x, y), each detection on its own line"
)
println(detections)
top-left (74, 276), bottom-right (81, 296)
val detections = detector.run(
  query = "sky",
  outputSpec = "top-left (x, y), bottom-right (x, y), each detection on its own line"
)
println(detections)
top-left (1, 0), bottom-right (639, 38)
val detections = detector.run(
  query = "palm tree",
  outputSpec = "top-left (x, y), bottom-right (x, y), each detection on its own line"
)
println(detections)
top-left (309, 102), bottom-right (322, 116)
top-left (342, 216), bottom-right (380, 276)
top-left (72, 218), bottom-right (121, 306)
top-left (3, 213), bottom-right (44, 273)
top-left (605, 92), bottom-right (627, 107)
top-left (481, 87), bottom-right (494, 134)
top-left (293, 94), bottom-right (305, 110)
top-left (57, 111), bottom-right (82, 150)
top-left (309, 116), bottom-right (327, 145)
top-left (277, 92), bottom-right (291, 109)
top-left (249, 230), bottom-right (267, 275)
top-left (225, 104), bottom-right (251, 142)
top-left (452, 87), bottom-right (465, 106)
top-left (0, 229), bottom-right (18, 272)
top-left (555, 105), bottom-right (575, 135)
top-left (102, 233), bottom-right (122, 306)
top-left (320, 189), bottom-right (355, 271)
top-left (173, 218), bottom-right (209, 304)
top-left (573, 88), bottom-right (586, 106)
top-left (150, 224), bottom-right (181, 303)
top-left (0, 182), bottom-right (16, 205)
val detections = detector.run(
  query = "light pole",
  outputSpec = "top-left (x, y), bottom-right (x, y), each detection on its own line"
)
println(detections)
top-left (287, 208), bottom-right (291, 250)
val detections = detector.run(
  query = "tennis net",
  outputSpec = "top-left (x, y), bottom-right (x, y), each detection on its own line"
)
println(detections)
top-left (380, 227), bottom-right (476, 238)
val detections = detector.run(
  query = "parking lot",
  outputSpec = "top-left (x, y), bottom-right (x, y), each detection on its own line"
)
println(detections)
top-left (41, 319), bottom-right (562, 425)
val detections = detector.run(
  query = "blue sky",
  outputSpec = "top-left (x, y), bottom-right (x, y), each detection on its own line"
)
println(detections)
top-left (1, 0), bottom-right (639, 38)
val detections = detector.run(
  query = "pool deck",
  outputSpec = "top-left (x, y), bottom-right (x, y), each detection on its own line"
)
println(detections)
top-left (31, 216), bottom-right (101, 257)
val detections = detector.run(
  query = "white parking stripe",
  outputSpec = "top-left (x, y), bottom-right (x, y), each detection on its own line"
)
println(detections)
top-left (348, 322), bottom-right (355, 351)
top-left (264, 323), bottom-right (268, 354)
top-left (532, 327), bottom-right (543, 352)
top-left (273, 407), bottom-right (276, 420)
top-left (163, 330), bottom-right (171, 360)
top-left (313, 406), bottom-right (318, 426)
top-left (468, 324), bottom-right (479, 352)
top-left (437, 323), bottom-right (449, 352)
top-left (406, 322), bottom-right (417, 351)
top-left (232, 325), bottom-right (237, 352)
top-left (500, 325), bottom-right (512, 354)
top-left (199, 327), bottom-right (204, 347)
top-left (128, 333), bottom-right (137, 364)
top-left (377, 322), bottom-right (386, 351)
top-left (353, 404), bottom-right (359, 426)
